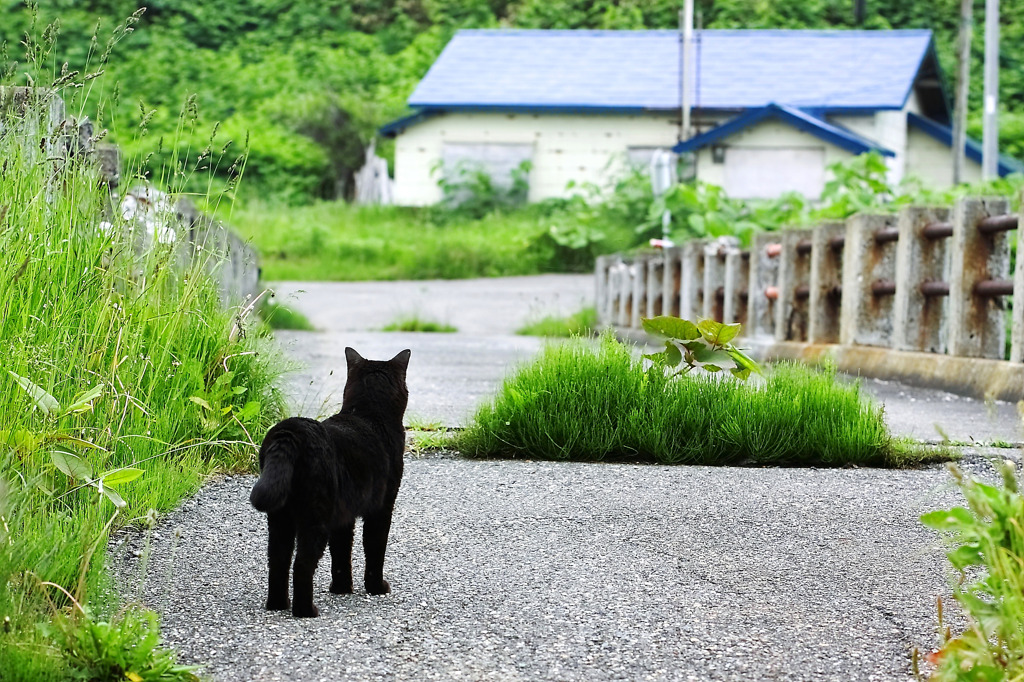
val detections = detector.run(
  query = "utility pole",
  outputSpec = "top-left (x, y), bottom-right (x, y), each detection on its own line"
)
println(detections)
top-left (679, 0), bottom-right (693, 143)
top-left (982, 0), bottom-right (999, 179)
top-left (952, 0), bottom-right (972, 185)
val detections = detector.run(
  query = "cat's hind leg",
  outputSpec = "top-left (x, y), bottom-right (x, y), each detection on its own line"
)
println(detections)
top-left (265, 511), bottom-right (295, 611)
top-left (292, 526), bottom-right (328, 618)
top-left (328, 522), bottom-right (355, 594)
top-left (362, 509), bottom-right (394, 595)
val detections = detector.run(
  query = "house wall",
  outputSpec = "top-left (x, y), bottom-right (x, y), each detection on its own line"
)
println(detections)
top-left (904, 126), bottom-right (984, 188)
top-left (694, 118), bottom-right (854, 200)
top-left (393, 111), bottom-right (680, 205)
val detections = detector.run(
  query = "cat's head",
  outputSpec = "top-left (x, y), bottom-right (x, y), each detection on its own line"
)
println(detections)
top-left (342, 347), bottom-right (411, 418)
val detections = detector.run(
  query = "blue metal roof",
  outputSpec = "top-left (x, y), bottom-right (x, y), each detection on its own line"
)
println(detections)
top-left (672, 103), bottom-right (895, 157)
top-left (408, 29), bottom-right (936, 113)
top-left (907, 112), bottom-right (1024, 177)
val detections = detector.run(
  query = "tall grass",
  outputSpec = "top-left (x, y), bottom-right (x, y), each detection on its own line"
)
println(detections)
top-left (0, 89), bottom-right (282, 681)
top-left (456, 337), bottom-right (914, 467)
top-left (516, 307), bottom-right (598, 337)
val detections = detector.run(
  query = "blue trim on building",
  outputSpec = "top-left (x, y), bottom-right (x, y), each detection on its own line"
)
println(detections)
top-left (907, 112), bottom-right (1024, 176)
top-left (671, 104), bottom-right (895, 157)
top-left (378, 110), bottom-right (438, 138)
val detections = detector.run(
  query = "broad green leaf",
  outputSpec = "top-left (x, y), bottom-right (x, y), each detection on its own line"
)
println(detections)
top-left (697, 319), bottom-right (741, 346)
top-left (921, 507), bottom-right (976, 531)
top-left (663, 342), bottom-right (683, 367)
top-left (236, 400), bottom-right (262, 421)
top-left (728, 347), bottom-right (762, 375)
top-left (64, 383), bottom-right (105, 414)
top-left (8, 371), bottom-right (60, 417)
top-left (101, 468), bottom-right (144, 487)
top-left (231, 386), bottom-right (247, 395)
top-left (642, 316), bottom-right (700, 341)
top-left (691, 346), bottom-right (733, 366)
top-left (703, 364), bottom-right (722, 372)
top-left (0, 429), bottom-right (39, 452)
top-left (730, 367), bottom-right (752, 381)
top-left (50, 450), bottom-right (94, 481)
top-left (99, 484), bottom-right (126, 509)
top-left (947, 544), bottom-right (984, 570)
top-left (189, 396), bottom-right (213, 411)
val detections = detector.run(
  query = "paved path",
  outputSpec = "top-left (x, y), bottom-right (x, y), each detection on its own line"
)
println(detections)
top-left (116, 275), bottom-right (1023, 681)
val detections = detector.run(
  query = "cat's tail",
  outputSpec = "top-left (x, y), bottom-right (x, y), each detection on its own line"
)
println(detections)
top-left (250, 420), bottom-right (303, 513)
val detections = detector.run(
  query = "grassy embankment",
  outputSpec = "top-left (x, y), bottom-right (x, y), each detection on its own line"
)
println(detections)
top-left (0, 94), bottom-right (284, 678)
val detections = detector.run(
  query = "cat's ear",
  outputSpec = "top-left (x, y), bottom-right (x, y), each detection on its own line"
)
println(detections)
top-left (390, 349), bottom-right (411, 373)
top-left (345, 347), bottom-right (365, 368)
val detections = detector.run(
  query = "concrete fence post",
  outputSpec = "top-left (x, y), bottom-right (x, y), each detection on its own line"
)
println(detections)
top-left (646, 251), bottom-right (666, 319)
top-left (948, 197), bottom-right (1011, 359)
top-left (1012, 194), bottom-right (1024, 362)
top-left (839, 213), bottom-right (898, 347)
top-left (746, 232), bottom-right (780, 340)
top-left (807, 222), bottom-right (845, 344)
top-left (631, 253), bottom-right (650, 329)
top-left (774, 228), bottom-right (813, 342)
top-left (595, 255), bottom-right (612, 327)
top-left (679, 241), bottom-right (705, 321)
top-left (703, 238), bottom-right (739, 322)
top-left (616, 257), bottom-right (633, 328)
top-left (723, 251), bottom-right (750, 328)
top-left (892, 206), bottom-right (952, 353)
top-left (661, 246), bottom-right (683, 318)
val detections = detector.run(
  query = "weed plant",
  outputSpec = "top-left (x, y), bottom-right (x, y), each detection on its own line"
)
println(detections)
top-left (456, 336), bottom-right (917, 467)
top-left (382, 315), bottom-right (456, 333)
top-left (0, 27), bottom-right (283, 679)
top-left (516, 307), bottom-right (597, 337)
top-left (922, 461), bottom-right (1024, 679)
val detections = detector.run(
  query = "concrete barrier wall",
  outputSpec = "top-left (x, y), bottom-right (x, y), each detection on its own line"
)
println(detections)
top-left (3, 86), bottom-right (260, 309)
top-left (597, 195), bottom-right (1024, 400)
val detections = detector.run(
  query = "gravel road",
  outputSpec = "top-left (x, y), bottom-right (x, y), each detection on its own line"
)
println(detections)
top-left (112, 275), bottom-right (1023, 681)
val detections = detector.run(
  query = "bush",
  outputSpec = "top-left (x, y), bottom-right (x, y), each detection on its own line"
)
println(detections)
top-left (456, 336), bottom-right (917, 467)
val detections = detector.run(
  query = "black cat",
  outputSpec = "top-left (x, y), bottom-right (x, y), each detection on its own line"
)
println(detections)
top-left (250, 347), bottom-right (410, 618)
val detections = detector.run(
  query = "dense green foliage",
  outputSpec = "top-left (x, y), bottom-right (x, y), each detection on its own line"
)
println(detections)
top-left (1, 0), bottom-right (1022, 205)
top-left (516, 307), bottom-right (597, 337)
top-left (0, 89), bottom-right (283, 678)
top-left (922, 462), bottom-right (1024, 680)
top-left (456, 336), bottom-right (922, 467)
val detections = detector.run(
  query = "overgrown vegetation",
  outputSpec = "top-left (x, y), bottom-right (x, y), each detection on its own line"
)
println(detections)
top-left (922, 461), bottom-right (1024, 680)
top-left (516, 307), bottom-right (598, 337)
top-left (0, 29), bottom-right (283, 681)
top-left (456, 336), bottom-right (926, 467)
top-left (258, 301), bottom-right (315, 331)
top-left (2, 0), bottom-right (1023, 205)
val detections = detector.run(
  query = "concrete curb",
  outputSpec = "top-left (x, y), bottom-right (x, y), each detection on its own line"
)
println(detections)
top-left (612, 326), bottom-right (1024, 402)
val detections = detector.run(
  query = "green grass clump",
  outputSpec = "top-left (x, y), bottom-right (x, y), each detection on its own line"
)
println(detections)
top-left (259, 301), bottom-right (315, 330)
top-left (456, 337), bottom-right (915, 467)
top-left (382, 315), bottom-right (457, 333)
top-left (0, 92), bottom-right (283, 677)
top-left (516, 307), bottom-right (598, 337)
top-left (922, 462), bottom-right (1024, 679)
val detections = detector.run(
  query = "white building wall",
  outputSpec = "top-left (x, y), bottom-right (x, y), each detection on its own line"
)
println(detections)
top-left (693, 118), bottom-right (854, 200)
top-left (904, 127), bottom-right (984, 188)
top-left (393, 112), bottom-right (679, 205)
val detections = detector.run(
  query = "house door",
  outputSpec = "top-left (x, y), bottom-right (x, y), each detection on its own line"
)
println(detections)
top-left (722, 147), bottom-right (826, 199)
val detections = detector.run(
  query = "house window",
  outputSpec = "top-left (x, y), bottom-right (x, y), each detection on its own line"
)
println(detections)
top-left (440, 143), bottom-right (533, 192)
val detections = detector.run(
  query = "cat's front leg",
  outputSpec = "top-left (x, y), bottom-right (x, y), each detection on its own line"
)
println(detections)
top-left (328, 522), bottom-right (355, 594)
top-left (362, 509), bottom-right (394, 595)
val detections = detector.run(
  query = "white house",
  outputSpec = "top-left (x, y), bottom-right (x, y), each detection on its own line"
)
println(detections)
top-left (381, 29), bottom-right (1023, 205)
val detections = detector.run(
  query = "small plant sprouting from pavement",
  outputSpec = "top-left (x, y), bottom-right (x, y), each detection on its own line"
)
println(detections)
top-left (641, 316), bottom-right (761, 380)
top-left (456, 335), bottom-right (922, 467)
top-left (921, 461), bottom-right (1024, 679)
top-left (516, 307), bottom-right (598, 337)
top-left (406, 417), bottom-right (454, 454)
top-left (382, 315), bottom-right (457, 333)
